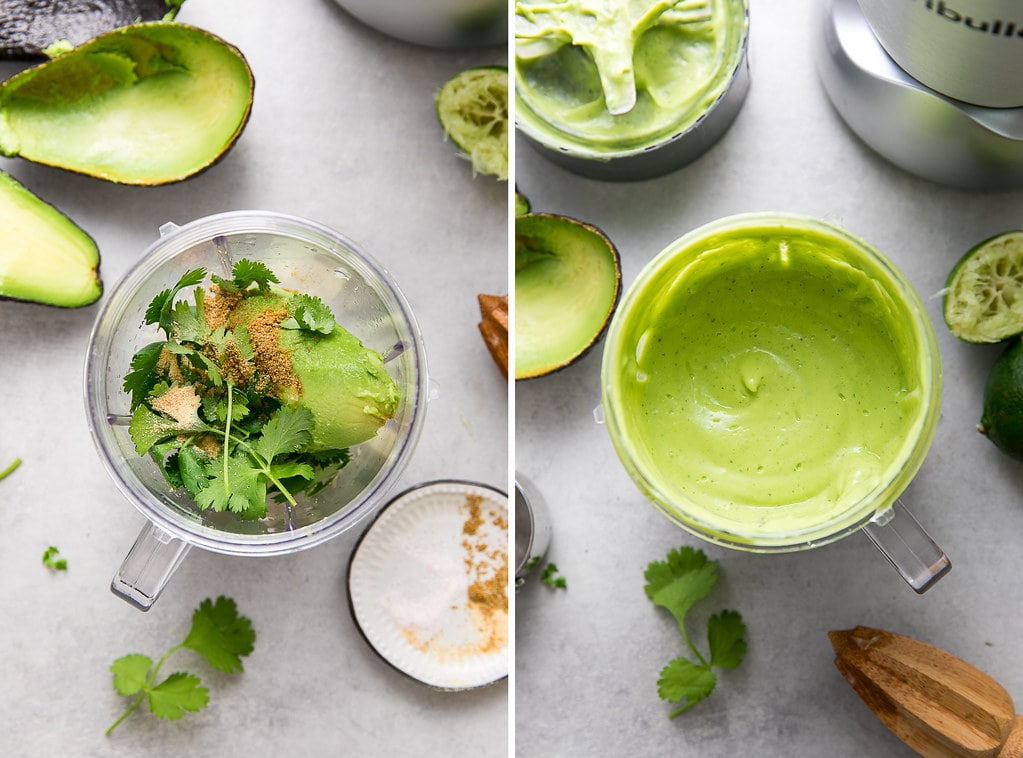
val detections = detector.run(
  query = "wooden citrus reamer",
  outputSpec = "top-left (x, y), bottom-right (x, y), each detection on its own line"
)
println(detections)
top-left (830, 626), bottom-right (1023, 757)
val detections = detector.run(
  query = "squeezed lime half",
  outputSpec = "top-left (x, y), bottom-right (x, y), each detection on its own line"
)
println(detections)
top-left (436, 66), bottom-right (508, 180)
top-left (944, 231), bottom-right (1023, 343)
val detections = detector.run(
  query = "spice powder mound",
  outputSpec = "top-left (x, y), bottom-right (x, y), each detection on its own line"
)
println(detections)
top-left (394, 493), bottom-right (509, 664)
top-left (462, 494), bottom-right (509, 657)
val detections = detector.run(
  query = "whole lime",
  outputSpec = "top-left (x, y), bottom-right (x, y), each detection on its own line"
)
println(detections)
top-left (980, 338), bottom-right (1023, 459)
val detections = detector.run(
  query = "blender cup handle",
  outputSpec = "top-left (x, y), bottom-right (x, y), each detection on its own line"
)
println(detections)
top-left (111, 521), bottom-right (191, 611)
top-left (862, 499), bottom-right (950, 594)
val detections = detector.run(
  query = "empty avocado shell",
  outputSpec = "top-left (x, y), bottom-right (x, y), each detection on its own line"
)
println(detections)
top-left (0, 171), bottom-right (101, 307)
top-left (515, 212), bottom-right (621, 380)
top-left (0, 21), bottom-right (254, 184)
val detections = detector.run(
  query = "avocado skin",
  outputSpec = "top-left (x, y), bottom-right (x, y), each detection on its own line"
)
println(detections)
top-left (0, 170), bottom-right (102, 308)
top-left (0, 0), bottom-right (175, 60)
top-left (515, 212), bottom-right (622, 380)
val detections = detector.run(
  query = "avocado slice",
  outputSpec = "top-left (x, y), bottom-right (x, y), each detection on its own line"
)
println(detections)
top-left (0, 171), bottom-right (102, 307)
top-left (515, 212), bottom-right (621, 380)
top-left (0, 22), bottom-right (253, 185)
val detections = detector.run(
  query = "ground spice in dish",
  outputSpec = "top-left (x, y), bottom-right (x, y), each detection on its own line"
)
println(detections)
top-left (461, 494), bottom-right (509, 656)
top-left (391, 492), bottom-right (508, 665)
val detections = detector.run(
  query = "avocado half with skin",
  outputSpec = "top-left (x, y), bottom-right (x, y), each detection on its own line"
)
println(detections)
top-left (0, 171), bottom-right (101, 307)
top-left (0, 21), bottom-right (254, 185)
top-left (515, 212), bottom-right (621, 380)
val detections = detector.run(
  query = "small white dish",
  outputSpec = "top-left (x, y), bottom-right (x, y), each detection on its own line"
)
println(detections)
top-left (347, 480), bottom-right (508, 690)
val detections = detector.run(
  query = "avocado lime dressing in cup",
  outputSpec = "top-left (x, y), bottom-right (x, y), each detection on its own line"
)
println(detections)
top-left (601, 213), bottom-right (950, 592)
top-left (515, 0), bottom-right (750, 180)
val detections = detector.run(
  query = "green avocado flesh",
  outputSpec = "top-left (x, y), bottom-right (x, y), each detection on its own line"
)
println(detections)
top-left (0, 22), bottom-right (253, 184)
top-left (515, 213), bottom-right (621, 379)
top-left (0, 171), bottom-right (101, 307)
top-left (229, 292), bottom-right (400, 451)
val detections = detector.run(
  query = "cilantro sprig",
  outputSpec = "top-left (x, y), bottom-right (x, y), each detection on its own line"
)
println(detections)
top-left (644, 546), bottom-right (747, 718)
top-left (106, 596), bottom-right (255, 735)
top-left (122, 259), bottom-right (351, 519)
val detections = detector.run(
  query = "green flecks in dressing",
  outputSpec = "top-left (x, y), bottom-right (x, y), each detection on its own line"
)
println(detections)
top-left (611, 227), bottom-right (930, 541)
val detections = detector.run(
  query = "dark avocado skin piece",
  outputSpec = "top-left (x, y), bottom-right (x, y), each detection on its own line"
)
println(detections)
top-left (0, 0), bottom-right (177, 59)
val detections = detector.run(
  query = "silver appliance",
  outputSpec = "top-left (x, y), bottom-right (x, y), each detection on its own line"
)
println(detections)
top-left (816, 0), bottom-right (1023, 188)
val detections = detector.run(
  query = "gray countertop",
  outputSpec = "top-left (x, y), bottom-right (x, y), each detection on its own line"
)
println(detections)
top-left (0, 1), bottom-right (508, 755)
top-left (514, 1), bottom-right (1023, 756)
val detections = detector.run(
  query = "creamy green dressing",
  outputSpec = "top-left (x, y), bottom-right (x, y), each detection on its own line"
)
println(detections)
top-left (602, 217), bottom-right (940, 547)
top-left (515, 0), bottom-right (747, 155)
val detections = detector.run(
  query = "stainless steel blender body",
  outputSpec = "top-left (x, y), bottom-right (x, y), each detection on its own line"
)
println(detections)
top-left (858, 0), bottom-right (1023, 107)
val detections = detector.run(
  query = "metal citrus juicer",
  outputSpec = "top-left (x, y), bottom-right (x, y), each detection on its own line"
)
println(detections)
top-left (830, 626), bottom-right (1023, 757)
top-left (815, 0), bottom-right (1023, 188)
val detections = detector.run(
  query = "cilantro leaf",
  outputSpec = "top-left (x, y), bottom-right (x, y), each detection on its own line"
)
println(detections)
top-left (657, 656), bottom-right (717, 709)
top-left (195, 451), bottom-right (267, 517)
top-left (214, 259), bottom-right (279, 294)
top-left (110, 654), bottom-right (153, 696)
top-left (281, 294), bottom-right (336, 335)
top-left (145, 268), bottom-right (206, 335)
top-left (177, 446), bottom-right (211, 499)
top-left (708, 610), bottom-right (747, 669)
top-left (644, 546), bottom-right (746, 718)
top-left (181, 596), bottom-right (257, 674)
top-left (643, 545), bottom-right (717, 634)
top-left (269, 461), bottom-right (315, 481)
top-left (42, 545), bottom-right (67, 571)
top-left (147, 673), bottom-right (209, 721)
top-left (252, 406), bottom-right (314, 462)
top-left (106, 596), bottom-right (255, 735)
top-left (123, 342), bottom-right (167, 410)
top-left (169, 298), bottom-right (209, 344)
top-left (540, 562), bottom-right (567, 589)
top-left (233, 259), bottom-right (279, 292)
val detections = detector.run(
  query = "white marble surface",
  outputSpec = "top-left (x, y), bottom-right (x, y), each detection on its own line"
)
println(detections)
top-left (0, 1), bottom-right (508, 755)
top-left (514, 1), bottom-right (1023, 756)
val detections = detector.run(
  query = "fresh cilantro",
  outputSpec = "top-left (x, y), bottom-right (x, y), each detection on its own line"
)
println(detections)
top-left (281, 294), bottom-right (336, 335)
top-left (212, 259), bottom-right (279, 294)
top-left (252, 406), bottom-right (314, 462)
top-left (106, 596), bottom-right (255, 735)
top-left (0, 457), bottom-right (21, 482)
top-left (145, 267), bottom-right (206, 336)
top-left (123, 342), bottom-right (167, 410)
top-left (540, 562), bottom-right (567, 589)
top-left (644, 546), bottom-right (747, 718)
top-left (42, 545), bottom-right (67, 571)
top-left (124, 259), bottom-right (357, 520)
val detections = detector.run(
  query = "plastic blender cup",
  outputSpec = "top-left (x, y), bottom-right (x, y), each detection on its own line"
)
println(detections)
top-left (85, 211), bottom-right (428, 610)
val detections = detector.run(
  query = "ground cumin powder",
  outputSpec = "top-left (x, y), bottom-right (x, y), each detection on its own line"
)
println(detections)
top-left (462, 494), bottom-right (509, 656)
top-left (397, 493), bottom-right (508, 663)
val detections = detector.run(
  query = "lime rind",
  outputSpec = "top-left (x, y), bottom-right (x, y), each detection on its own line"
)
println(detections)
top-left (943, 231), bottom-right (1023, 343)
top-left (436, 66), bottom-right (508, 180)
top-left (980, 338), bottom-right (1023, 460)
